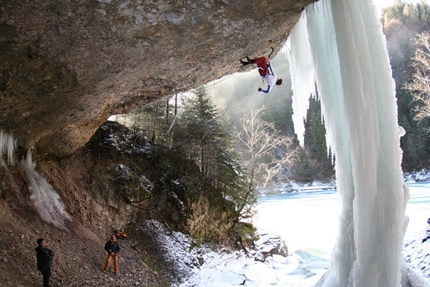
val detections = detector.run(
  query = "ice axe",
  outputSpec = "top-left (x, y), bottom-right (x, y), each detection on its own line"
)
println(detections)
top-left (268, 47), bottom-right (274, 58)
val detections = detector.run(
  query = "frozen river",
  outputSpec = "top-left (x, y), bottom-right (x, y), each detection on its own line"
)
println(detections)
top-left (180, 182), bottom-right (430, 287)
top-left (253, 182), bottom-right (430, 259)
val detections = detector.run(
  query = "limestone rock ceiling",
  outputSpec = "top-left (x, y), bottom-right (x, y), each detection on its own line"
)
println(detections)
top-left (0, 0), bottom-right (316, 157)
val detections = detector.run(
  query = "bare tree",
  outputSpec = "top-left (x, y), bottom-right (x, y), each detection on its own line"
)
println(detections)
top-left (236, 107), bottom-right (298, 217)
top-left (405, 31), bottom-right (430, 121)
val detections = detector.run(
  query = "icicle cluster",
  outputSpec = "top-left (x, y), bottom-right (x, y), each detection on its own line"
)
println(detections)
top-left (0, 130), bottom-right (17, 165)
top-left (0, 129), bottom-right (71, 229)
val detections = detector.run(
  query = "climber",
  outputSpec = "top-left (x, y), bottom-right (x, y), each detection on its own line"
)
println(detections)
top-left (240, 50), bottom-right (282, 94)
top-left (114, 229), bottom-right (127, 239)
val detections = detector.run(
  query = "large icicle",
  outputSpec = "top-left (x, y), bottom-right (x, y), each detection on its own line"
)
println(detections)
top-left (288, 0), bottom-right (409, 286)
top-left (304, 3), bottom-right (357, 286)
top-left (285, 12), bottom-right (316, 147)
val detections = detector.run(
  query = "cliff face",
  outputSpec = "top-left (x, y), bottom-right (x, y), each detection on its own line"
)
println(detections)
top-left (0, 0), bottom-right (315, 157)
top-left (0, 2), bottom-right (319, 284)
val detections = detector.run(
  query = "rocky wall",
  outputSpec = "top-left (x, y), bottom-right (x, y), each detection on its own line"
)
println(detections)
top-left (0, 0), bottom-right (316, 157)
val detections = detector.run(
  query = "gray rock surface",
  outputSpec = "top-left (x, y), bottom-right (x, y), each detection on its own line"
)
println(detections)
top-left (0, 0), bottom-right (315, 157)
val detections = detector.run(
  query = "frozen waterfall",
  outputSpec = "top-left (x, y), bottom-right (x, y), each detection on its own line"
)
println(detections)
top-left (22, 150), bottom-right (71, 230)
top-left (0, 130), bottom-right (71, 230)
top-left (287, 0), bottom-right (410, 286)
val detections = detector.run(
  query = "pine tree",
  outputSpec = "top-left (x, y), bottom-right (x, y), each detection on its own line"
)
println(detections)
top-left (383, 2), bottom-right (430, 171)
top-left (173, 88), bottom-right (247, 217)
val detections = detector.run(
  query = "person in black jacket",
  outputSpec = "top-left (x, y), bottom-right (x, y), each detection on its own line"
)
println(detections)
top-left (103, 234), bottom-right (121, 273)
top-left (35, 238), bottom-right (54, 287)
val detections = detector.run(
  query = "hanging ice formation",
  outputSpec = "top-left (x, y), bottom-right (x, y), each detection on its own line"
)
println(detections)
top-left (286, 0), bottom-right (410, 286)
top-left (0, 130), bottom-right (17, 165)
top-left (22, 150), bottom-right (71, 230)
top-left (0, 129), bottom-right (70, 229)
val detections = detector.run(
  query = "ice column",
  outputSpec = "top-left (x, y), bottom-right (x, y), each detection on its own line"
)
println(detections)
top-left (288, 0), bottom-right (409, 286)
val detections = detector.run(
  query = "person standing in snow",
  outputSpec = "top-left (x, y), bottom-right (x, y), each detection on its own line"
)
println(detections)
top-left (240, 55), bottom-right (283, 94)
top-left (103, 234), bottom-right (121, 274)
top-left (35, 238), bottom-right (55, 287)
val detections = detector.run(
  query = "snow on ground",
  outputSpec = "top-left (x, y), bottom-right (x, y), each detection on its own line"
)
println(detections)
top-left (147, 180), bottom-right (430, 287)
top-left (404, 227), bottom-right (430, 285)
top-left (169, 223), bottom-right (430, 287)
top-left (170, 228), bottom-right (330, 287)
top-left (404, 169), bottom-right (430, 183)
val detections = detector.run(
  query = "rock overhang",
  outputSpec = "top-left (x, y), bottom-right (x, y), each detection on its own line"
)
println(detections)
top-left (0, 0), bottom-right (316, 157)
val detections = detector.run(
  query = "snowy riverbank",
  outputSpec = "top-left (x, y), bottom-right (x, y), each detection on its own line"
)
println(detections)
top-left (162, 222), bottom-right (430, 287)
top-left (151, 181), bottom-right (430, 287)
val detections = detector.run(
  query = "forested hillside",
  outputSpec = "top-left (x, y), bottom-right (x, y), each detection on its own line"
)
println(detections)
top-left (383, 2), bottom-right (430, 171)
top-left (294, 2), bottom-right (430, 176)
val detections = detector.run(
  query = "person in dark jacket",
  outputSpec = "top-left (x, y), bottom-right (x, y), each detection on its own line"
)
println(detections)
top-left (35, 238), bottom-right (54, 287)
top-left (103, 234), bottom-right (121, 273)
